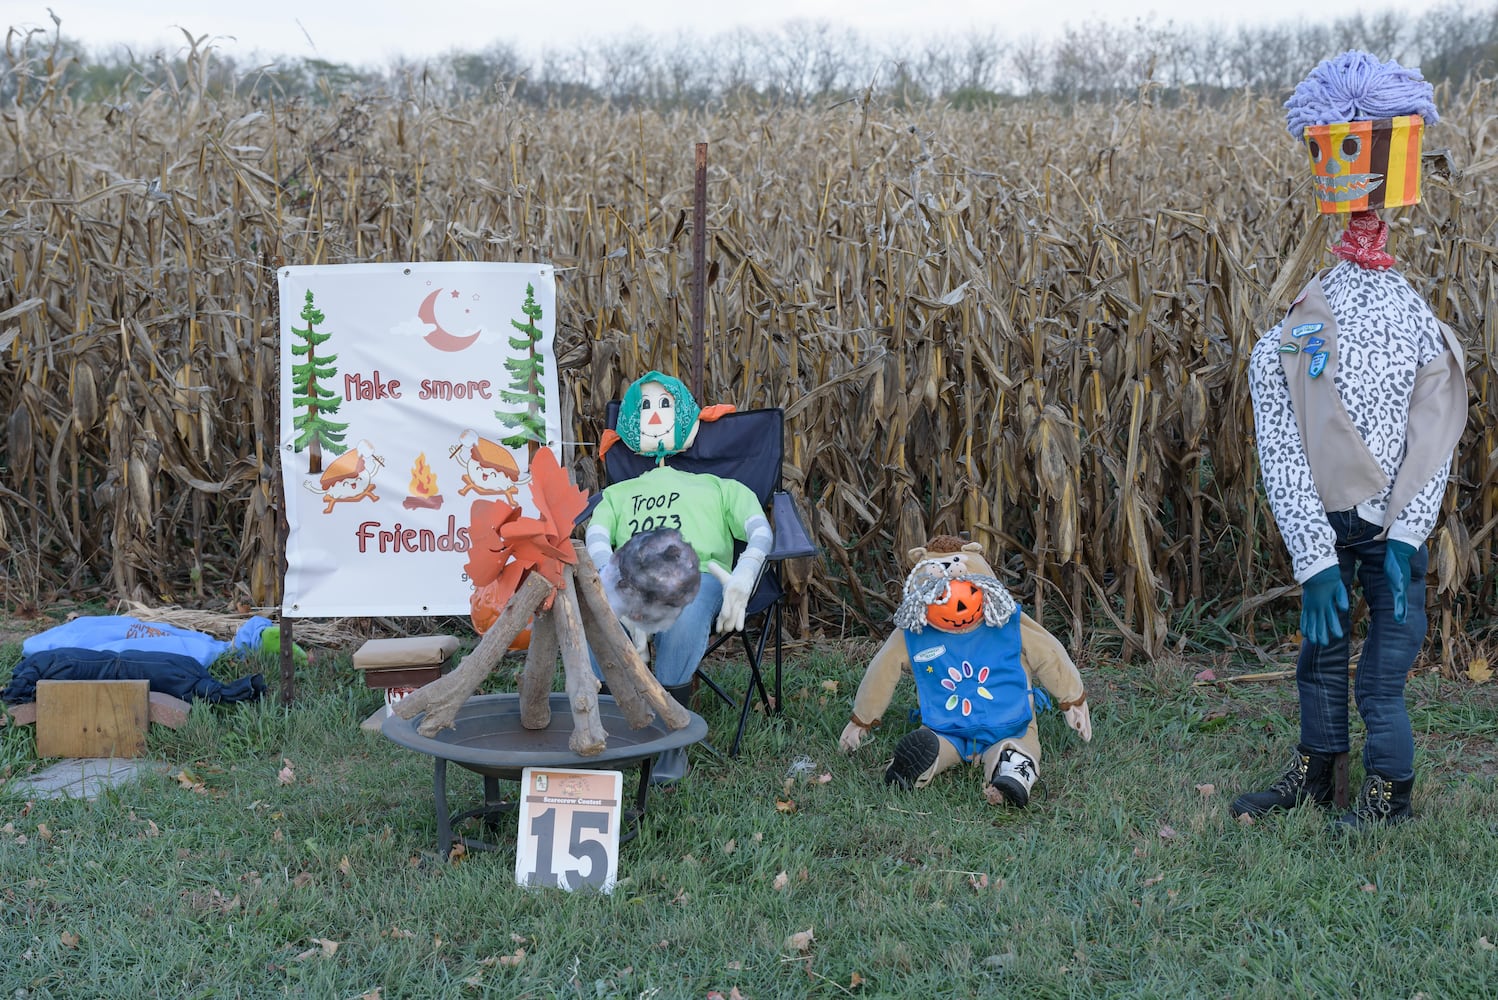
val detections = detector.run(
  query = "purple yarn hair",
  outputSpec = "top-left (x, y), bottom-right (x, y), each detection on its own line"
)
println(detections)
top-left (1284, 50), bottom-right (1439, 139)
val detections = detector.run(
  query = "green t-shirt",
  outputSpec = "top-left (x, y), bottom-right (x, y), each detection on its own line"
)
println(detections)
top-left (592, 466), bottom-right (763, 570)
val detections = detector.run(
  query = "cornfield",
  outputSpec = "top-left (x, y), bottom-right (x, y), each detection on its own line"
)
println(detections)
top-left (3, 43), bottom-right (1497, 671)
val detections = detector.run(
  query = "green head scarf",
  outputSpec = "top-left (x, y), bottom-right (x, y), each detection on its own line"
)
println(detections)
top-left (616, 371), bottom-right (700, 458)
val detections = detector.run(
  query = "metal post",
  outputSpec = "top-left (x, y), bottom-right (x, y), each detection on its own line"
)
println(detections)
top-left (690, 142), bottom-right (707, 399)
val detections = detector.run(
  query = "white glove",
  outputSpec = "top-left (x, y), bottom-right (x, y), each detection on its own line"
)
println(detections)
top-left (707, 560), bottom-right (754, 633)
top-left (1063, 699), bottom-right (1093, 742)
top-left (838, 720), bottom-right (867, 753)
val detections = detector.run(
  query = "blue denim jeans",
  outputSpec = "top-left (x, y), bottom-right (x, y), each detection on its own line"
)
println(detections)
top-left (1297, 510), bottom-right (1428, 781)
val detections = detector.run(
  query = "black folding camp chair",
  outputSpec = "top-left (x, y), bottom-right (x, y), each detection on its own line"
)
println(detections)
top-left (597, 402), bottom-right (817, 756)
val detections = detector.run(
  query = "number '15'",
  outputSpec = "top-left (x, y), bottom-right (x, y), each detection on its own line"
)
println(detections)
top-left (526, 808), bottom-right (610, 888)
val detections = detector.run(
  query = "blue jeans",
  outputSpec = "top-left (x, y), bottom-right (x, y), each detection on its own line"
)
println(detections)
top-left (1297, 510), bottom-right (1428, 781)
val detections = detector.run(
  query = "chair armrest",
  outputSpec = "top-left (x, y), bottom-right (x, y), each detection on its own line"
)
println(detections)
top-left (767, 491), bottom-right (818, 561)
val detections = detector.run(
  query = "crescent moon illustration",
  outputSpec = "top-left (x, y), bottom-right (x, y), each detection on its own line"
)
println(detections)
top-left (417, 288), bottom-right (482, 352)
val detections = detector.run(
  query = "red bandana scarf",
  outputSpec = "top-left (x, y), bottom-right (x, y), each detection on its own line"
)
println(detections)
top-left (1330, 210), bottom-right (1395, 269)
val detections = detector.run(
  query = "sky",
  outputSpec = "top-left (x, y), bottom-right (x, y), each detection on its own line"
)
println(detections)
top-left (10, 0), bottom-right (1462, 67)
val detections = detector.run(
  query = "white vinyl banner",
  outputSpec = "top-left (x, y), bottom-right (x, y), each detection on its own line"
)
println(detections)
top-left (277, 262), bottom-right (560, 618)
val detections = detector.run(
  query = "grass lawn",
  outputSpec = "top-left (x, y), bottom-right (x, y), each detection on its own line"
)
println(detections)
top-left (3, 625), bottom-right (1498, 999)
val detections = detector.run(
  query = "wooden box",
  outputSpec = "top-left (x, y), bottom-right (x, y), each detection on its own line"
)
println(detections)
top-left (352, 635), bottom-right (459, 690)
top-left (35, 679), bottom-right (150, 758)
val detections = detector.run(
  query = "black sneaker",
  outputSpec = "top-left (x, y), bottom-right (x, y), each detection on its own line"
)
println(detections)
top-left (885, 728), bottom-right (941, 790)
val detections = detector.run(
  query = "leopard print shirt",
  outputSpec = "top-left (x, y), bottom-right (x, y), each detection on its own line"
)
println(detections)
top-left (1249, 261), bottom-right (1452, 582)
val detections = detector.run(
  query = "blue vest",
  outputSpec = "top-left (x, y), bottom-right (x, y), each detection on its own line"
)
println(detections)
top-left (904, 614), bottom-right (1031, 758)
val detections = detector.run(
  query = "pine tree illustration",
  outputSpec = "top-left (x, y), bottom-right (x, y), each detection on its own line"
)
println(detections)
top-left (495, 283), bottom-right (548, 457)
top-left (289, 289), bottom-right (348, 475)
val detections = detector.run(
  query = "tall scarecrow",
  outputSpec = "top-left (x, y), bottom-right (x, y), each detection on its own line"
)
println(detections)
top-left (1232, 52), bottom-right (1468, 830)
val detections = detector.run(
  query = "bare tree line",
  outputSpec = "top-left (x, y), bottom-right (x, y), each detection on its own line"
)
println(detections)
top-left (5, 2), bottom-right (1497, 108)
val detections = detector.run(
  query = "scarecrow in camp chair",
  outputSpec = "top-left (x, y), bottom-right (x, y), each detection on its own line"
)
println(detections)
top-left (587, 371), bottom-right (773, 783)
top-left (838, 536), bottom-right (1092, 806)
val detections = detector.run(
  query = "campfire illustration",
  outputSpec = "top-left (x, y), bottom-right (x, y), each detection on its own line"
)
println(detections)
top-left (403, 452), bottom-right (444, 510)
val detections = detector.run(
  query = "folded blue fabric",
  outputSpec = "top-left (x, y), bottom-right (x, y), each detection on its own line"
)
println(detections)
top-left (22, 615), bottom-right (231, 667)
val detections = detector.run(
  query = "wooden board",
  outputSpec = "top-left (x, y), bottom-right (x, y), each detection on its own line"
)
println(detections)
top-left (35, 680), bottom-right (150, 758)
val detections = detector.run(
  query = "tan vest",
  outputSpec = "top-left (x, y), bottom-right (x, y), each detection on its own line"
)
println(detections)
top-left (1278, 274), bottom-right (1467, 536)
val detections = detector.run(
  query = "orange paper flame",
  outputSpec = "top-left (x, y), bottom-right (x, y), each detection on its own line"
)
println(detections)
top-left (465, 447), bottom-right (589, 633)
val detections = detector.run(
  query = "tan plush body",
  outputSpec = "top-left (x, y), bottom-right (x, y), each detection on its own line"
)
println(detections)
top-left (838, 537), bottom-right (1091, 804)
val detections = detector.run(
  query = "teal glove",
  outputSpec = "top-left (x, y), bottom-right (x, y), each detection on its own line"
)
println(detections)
top-left (1383, 540), bottom-right (1417, 623)
top-left (1300, 566), bottom-right (1348, 647)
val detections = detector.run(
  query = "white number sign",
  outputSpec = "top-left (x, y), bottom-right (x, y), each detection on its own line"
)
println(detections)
top-left (515, 767), bottom-right (623, 892)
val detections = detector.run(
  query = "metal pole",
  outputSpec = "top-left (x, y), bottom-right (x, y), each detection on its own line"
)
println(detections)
top-left (690, 142), bottom-right (707, 399)
top-left (269, 247), bottom-right (296, 706)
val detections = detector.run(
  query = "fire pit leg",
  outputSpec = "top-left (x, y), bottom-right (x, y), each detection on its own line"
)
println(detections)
top-left (433, 758), bottom-right (453, 858)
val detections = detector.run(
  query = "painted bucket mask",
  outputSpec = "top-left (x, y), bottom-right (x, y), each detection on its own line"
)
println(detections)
top-left (1304, 115), bottom-right (1424, 214)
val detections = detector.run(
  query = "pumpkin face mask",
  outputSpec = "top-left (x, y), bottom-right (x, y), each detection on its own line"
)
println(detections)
top-left (926, 579), bottom-right (985, 631)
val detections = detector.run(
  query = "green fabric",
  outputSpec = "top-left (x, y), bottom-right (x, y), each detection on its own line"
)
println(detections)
top-left (615, 371), bottom-right (700, 459)
top-left (592, 466), bottom-right (762, 570)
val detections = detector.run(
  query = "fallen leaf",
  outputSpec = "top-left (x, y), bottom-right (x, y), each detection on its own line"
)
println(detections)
top-left (785, 928), bottom-right (815, 953)
top-left (338, 856), bottom-right (353, 877)
top-left (1479, 937), bottom-right (1495, 950)
top-left (357, 989), bottom-right (383, 1000)
top-left (1469, 658), bottom-right (1492, 684)
top-left (1158, 824), bottom-right (1178, 840)
top-left (1194, 668), bottom-right (1217, 682)
top-left (672, 889), bottom-right (689, 905)
top-left (464, 976), bottom-right (483, 987)
top-left (292, 872), bottom-right (314, 889)
top-left (817, 773), bottom-right (833, 784)
top-left (725, 961), bottom-right (743, 971)
top-left (36, 824), bottom-right (51, 841)
top-left (1142, 874), bottom-right (1165, 887)
top-left (850, 971), bottom-right (865, 987)
top-left (1195, 783), bottom-right (1215, 797)
top-left (969, 873), bottom-right (990, 891)
top-left (722, 838), bottom-right (736, 855)
top-left (386, 926), bottom-right (415, 940)
top-left (144, 820), bottom-right (160, 837)
top-left (60, 931), bottom-right (80, 949)
top-left (1361, 883), bottom-right (1377, 893)
top-left (775, 798), bottom-right (797, 814)
top-left (277, 759), bottom-right (296, 785)
top-left (773, 871), bottom-right (789, 891)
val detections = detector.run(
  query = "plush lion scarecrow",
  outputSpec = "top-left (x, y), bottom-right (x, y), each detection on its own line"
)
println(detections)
top-left (838, 536), bottom-right (1092, 806)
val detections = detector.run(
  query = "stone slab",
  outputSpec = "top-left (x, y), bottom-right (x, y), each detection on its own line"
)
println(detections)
top-left (6, 757), bottom-right (154, 800)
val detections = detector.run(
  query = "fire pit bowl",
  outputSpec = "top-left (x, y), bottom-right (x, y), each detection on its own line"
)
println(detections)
top-left (383, 692), bottom-right (707, 855)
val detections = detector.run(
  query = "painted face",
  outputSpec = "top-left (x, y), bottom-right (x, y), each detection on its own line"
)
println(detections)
top-left (636, 381), bottom-right (677, 454)
top-left (1304, 115), bottom-right (1424, 214)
